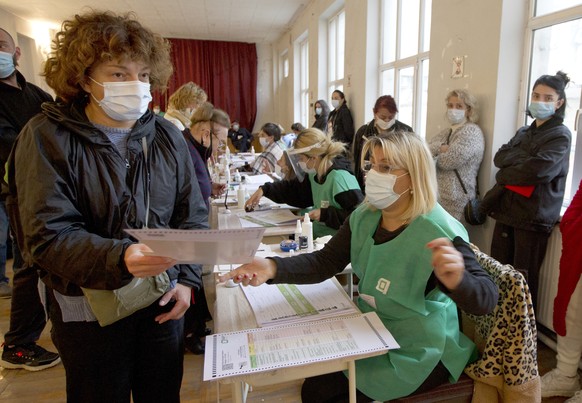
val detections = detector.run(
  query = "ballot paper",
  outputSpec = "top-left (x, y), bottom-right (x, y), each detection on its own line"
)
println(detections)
top-left (203, 311), bottom-right (399, 381)
top-left (241, 278), bottom-right (359, 327)
top-left (237, 208), bottom-right (299, 227)
top-left (124, 228), bottom-right (265, 264)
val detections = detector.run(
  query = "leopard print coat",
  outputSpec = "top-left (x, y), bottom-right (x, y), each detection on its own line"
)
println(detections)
top-left (464, 246), bottom-right (541, 402)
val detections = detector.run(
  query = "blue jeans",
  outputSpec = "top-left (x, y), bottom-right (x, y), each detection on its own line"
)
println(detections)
top-left (49, 291), bottom-right (185, 403)
top-left (0, 201), bottom-right (8, 283)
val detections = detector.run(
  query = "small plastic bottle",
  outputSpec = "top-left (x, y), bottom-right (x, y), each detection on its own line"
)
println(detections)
top-left (237, 185), bottom-right (246, 209)
top-left (233, 169), bottom-right (242, 183)
top-left (302, 213), bottom-right (313, 252)
top-left (294, 219), bottom-right (302, 242)
top-left (251, 146), bottom-right (256, 157)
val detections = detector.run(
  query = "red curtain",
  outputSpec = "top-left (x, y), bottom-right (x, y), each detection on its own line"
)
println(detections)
top-left (152, 38), bottom-right (258, 132)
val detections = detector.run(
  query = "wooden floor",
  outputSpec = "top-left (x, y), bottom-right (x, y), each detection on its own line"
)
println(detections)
top-left (0, 259), bottom-right (578, 402)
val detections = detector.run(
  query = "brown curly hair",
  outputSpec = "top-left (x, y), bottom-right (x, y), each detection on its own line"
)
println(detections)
top-left (43, 10), bottom-right (173, 103)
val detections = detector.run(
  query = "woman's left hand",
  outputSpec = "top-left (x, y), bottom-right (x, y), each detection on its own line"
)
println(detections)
top-left (155, 283), bottom-right (191, 324)
top-left (427, 237), bottom-right (464, 290)
top-left (308, 209), bottom-right (321, 221)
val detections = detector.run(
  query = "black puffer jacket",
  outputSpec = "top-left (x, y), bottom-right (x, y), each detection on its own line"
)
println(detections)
top-left (480, 116), bottom-right (571, 232)
top-left (5, 100), bottom-right (208, 296)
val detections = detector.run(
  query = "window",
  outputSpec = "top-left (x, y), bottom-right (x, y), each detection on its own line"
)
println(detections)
top-left (328, 10), bottom-right (346, 98)
top-left (298, 37), bottom-right (309, 127)
top-left (379, 0), bottom-right (432, 137)
top-left (524, 1), bottom-right (582, 205)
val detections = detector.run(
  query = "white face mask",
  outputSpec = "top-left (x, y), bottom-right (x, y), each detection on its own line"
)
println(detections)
top-left (0, 51), bottom-right (16, 79)
top-left (298, 159), bottom-right (317, 174)
top-left (376, 117), bottom-right (395, 131)
top-left (89, 77), bottom-right (152, 121)
top-left (232, 124), bottom-right (240, 131)
top-left (331, 99), bottom-right (340, 109)
top-left (447, 109), bottom-right (466, 125)
top-left (315, 107), bottom-right (322, 115)
top-left (259, 137), bottom-right (270, 148)
top-left (365, 169), bottom-right (410, 210)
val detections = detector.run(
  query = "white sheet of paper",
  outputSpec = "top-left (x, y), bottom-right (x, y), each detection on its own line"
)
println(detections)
top-left (203, 311), bottom-right (399, 381)
top-left (241, 279), bottom-right (359, 327)
top-left (124, 228), bottom-right (265, 264)
top-left (237, 209), bottom-right (298, 227)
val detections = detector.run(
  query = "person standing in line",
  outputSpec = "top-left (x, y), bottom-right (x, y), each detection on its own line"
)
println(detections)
top-left (481, 71), bottom-right (571, 309)
top-left (5, 11), bottom-right (208, 401)
top-left (163, 81), bottom-right (207, 131)
top-left (328, 90), bottom-right (355, 147)
top-left (428, 89), bottom-right (485, 222)
top-left (352, 95), bottom-right (413, 192)
top-left (0, 27), bottom-right (60, 371)
top-left (312, 99), bottom-right (330, 133)
top-left (541, 179), bottom-right (582, 401)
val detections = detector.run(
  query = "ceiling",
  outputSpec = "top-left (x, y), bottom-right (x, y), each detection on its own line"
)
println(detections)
top-left (0, 0), bottom-right (308, 43)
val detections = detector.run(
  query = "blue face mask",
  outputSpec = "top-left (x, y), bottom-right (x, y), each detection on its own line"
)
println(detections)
top-left (528, 101), bottom-right (556, 120)
top-left (0, 51), bottom-right (16, 79)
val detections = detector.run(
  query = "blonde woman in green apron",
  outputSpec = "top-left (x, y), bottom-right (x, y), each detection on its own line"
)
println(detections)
top-left (245, 127), bottom-right (364, 237)
top-left (224, 131), bottom-right (498, 402)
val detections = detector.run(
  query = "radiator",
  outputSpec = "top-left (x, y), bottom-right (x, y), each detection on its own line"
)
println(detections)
top-left (537, 227), bottom-right (563, 332)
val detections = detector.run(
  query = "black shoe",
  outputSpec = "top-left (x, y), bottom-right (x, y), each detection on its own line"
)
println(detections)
top-left (184, 337), bottom-right (205, 355)
top-left (1, 343), bottom-right (61, 371)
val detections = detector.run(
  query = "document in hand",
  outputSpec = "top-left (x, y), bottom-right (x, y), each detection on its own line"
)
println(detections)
top-left (124, 228), bottom-right (265, 264)
top-left (203, 311), bottom-right (399, 381)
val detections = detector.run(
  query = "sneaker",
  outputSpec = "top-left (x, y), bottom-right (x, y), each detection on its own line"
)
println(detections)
top-left (566, 390), bottom-right (582, 403)
top-left (541, 368), bottom-right (580, 397)
top-left (1, 343), bottom-right (61, 371)
top-left (0, 281), bottom-right (11, 298)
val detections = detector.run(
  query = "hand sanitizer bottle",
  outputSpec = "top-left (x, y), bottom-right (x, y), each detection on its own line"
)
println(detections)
top-left (294, 219), bottom-right (302, 242)
top-left (233, 169), bottom-right (241, 183)
top-left (237, 185), bottom-right (246, 209)
top-left (251, 146), bottom-right (256, 157)
top-left (302, 213), bottom-right (313, 252)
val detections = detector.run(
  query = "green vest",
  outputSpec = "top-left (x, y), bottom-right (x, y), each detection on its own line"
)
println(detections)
top-left (302, 169), bottom-right (360, 237)
top-left (348, 204), bottom-right (477, 401)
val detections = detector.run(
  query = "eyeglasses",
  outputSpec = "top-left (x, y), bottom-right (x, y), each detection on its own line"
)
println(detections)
top-left (362, 161), bottom-right (402, 174)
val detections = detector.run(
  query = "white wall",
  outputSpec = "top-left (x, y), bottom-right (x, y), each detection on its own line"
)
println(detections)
top-left (426, 0), bottom-right (528, 250)
top-left (0, 8), bottom-right (55, 95)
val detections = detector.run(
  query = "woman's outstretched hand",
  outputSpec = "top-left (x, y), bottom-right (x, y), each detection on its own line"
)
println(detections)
top-left (218, 257), bottom-right (277, 286)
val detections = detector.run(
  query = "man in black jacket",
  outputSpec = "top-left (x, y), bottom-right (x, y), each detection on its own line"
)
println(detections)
top-left (0, 27), bottom-right (60, 371)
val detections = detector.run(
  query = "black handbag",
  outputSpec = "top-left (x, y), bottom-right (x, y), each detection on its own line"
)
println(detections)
top-left (453, 169), bottom-right (486, 225)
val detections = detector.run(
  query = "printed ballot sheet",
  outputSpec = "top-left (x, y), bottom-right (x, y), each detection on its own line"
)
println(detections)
top-left (241, 279), bottom-right (359, 327)
top-left (237, 209), bottom-right (299, 227)
top-left (203, 312), bottom-right (399, 381)
top-left (124, 228), bottom-right (265, 264)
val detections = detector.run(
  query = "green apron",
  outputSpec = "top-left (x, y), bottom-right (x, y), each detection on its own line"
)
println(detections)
top-left (348, 204), bottom-right (477, 401)
top-left (301, 169), bottom-right (360, 237)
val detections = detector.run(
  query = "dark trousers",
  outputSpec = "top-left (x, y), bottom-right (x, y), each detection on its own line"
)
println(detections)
top-left (490, 221), bottom-right (551, 310)
top-left (301, 362), bottom-right (450, 403)
top-left (4, 255), bottom-right (47, 346)
top-left (49, 291), bottom-right (184, 403)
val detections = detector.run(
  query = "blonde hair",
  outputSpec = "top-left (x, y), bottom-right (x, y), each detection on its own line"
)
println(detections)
top-left (168, 82), bottom-right (208, 111)
top-left (446, 89), bottom-right (479, 123)
top-left (294, 128), bottom-right (346, 180)
top-left (361, 131), bottom-right (437, 221)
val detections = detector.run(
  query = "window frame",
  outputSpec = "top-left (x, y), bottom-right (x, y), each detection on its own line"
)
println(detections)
top-left (328, 9), bottom-right (346, 98)
top-left (519, 2), bottom-right (582, 206)
top-left (378, 0), bottom-right (432, 137)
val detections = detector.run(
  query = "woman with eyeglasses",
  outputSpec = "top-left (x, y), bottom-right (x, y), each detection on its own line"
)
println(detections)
top-left (226, 131), bottom-right (498, 402)
top-left (245, 127), bottom-right (364, 237)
